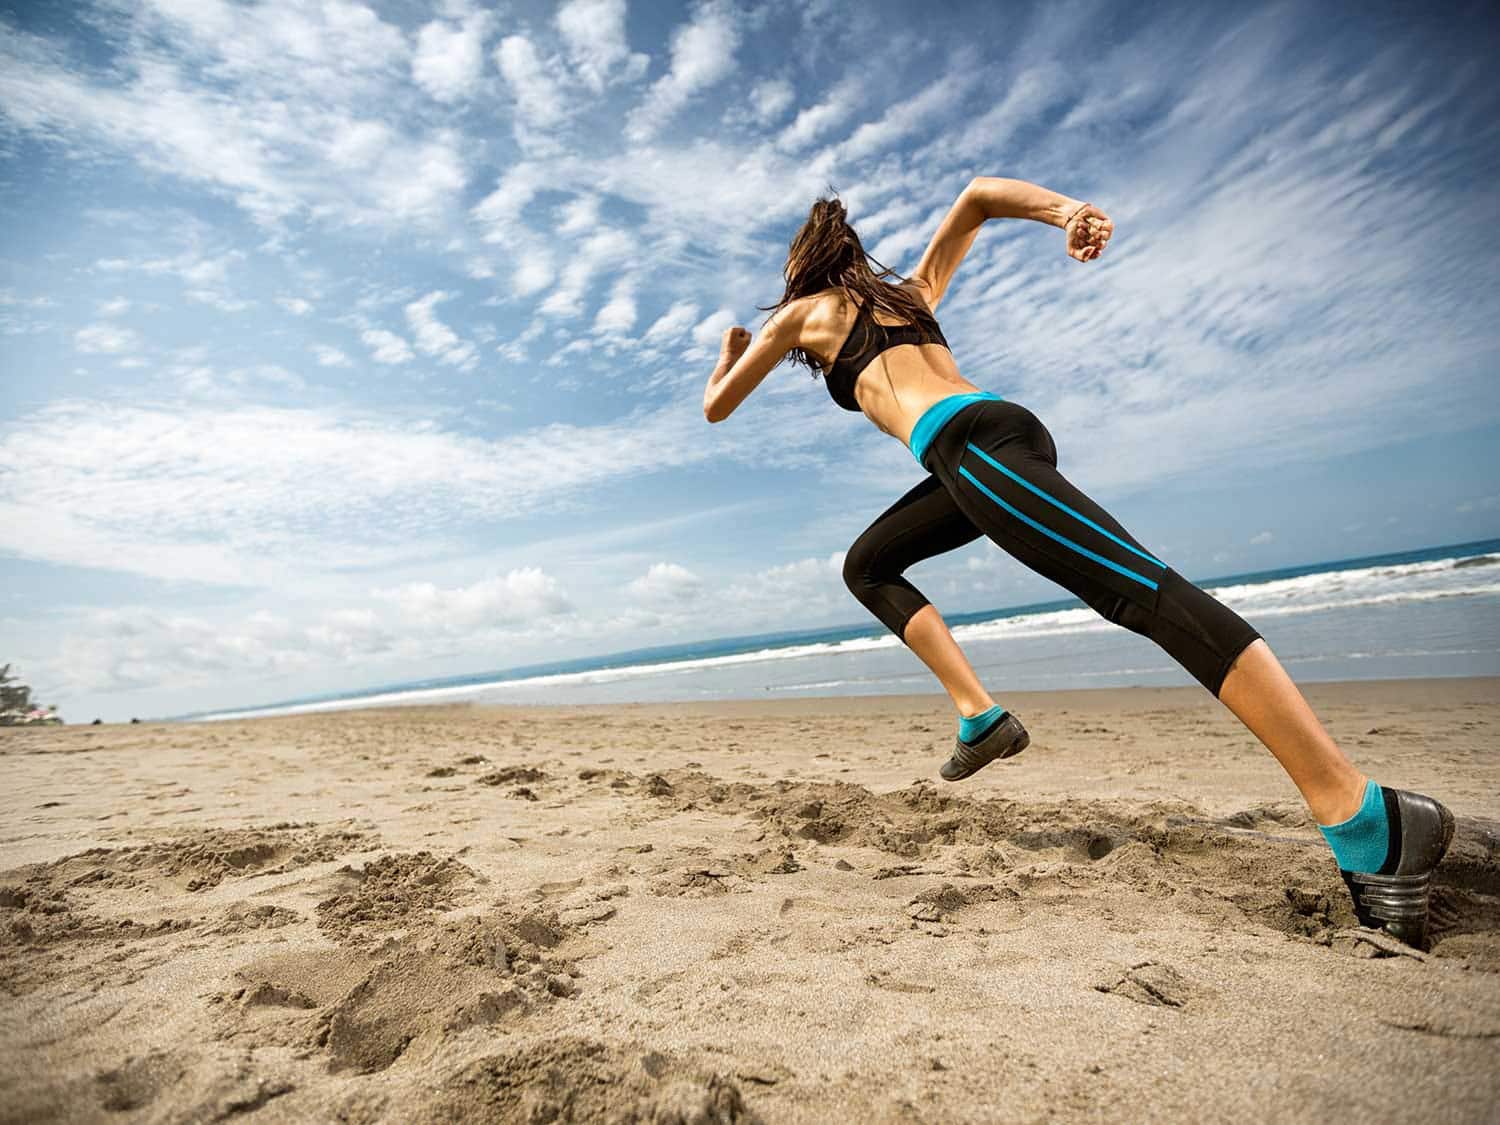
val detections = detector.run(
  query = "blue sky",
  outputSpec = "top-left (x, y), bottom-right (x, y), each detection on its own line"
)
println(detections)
top-left (2, 0), bottom-right (1497, 722)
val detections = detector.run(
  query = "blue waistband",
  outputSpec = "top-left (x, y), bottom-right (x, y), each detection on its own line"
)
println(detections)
top-left (908, 391), bottom-right (1004, 467)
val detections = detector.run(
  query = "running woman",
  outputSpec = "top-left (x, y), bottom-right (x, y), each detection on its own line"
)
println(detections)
top-left (702, 177), bottom-right (1453, 947)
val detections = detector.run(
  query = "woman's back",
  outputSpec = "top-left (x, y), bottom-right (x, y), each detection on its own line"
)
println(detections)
top-left (803, 281), bottom-right (981, 444)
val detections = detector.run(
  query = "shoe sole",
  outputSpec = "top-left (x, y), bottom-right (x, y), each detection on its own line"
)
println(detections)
top-left (1342, 800), bottom-right (1455, 949)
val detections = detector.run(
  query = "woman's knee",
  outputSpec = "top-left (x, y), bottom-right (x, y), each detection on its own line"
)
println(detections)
top-left (841, 536), bottom-right (883, 598)
top-left (1089, 570), bottom-right (1262, 695)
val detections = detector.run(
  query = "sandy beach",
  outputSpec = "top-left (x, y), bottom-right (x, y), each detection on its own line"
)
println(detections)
top-left (2, 677), bottom-right (1497, 1123)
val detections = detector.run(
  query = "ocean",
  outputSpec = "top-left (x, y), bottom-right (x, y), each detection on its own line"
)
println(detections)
top-left (188, 538), bottom-right (1500, 722)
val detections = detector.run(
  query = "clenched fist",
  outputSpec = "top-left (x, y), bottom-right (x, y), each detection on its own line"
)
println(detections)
top-left (1064, 203), bottom-right (1112, 262)
top-left (721, 326), bottom-right (751, 357)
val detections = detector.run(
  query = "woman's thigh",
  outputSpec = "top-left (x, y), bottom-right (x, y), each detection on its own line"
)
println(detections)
top-left (938, 409), bottom-right (1168, 618)
top-left (847, 472), bottom-right (984, 577)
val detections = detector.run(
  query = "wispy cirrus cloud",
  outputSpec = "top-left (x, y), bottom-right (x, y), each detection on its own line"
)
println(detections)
top-left (405, 291), bottom-right (479, 370)
top-left (74, 322), bottom-right (141, 354)
top-left (0, 391), bottom-right (850, 587)
top-left (0, 3), bottom-right (465, 229)
top-left (2, 0), bottom-right (1496, 721)
top-left (360, 327), bottom-right (414, 365)
top-left (623, 0), bottom-right (740, 142)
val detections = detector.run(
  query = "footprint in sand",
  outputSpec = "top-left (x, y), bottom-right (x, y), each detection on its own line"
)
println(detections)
top-left (1092, 961), bottom-right (1206, 1008)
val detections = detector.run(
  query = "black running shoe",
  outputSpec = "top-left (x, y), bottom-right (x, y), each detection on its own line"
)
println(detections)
top-left (940, 713), bottom-right (1030, 781)
top-left (1339, 786), bottom-right (1455, 948)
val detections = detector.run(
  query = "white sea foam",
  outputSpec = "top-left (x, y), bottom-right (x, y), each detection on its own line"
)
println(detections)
top-left (196, 551), bottom-right (1500, 721)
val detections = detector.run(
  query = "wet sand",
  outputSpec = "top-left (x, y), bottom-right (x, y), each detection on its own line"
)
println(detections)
top-left (2, 677), bottom-right (1498, 1123)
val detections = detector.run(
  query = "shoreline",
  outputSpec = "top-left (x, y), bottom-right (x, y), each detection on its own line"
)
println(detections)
top-left (3, 676), bottom-right (1497, 1121)
top-left (153, 671), bottom-right (1500, 726)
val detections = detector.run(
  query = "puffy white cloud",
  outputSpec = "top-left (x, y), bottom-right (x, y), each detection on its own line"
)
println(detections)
top-left (98, 296), bottom-right (131, 316)
top-left (555, 0), bottom-right (649, 93)
top-left (643, 300), bottom-right (700, 346)
top-left (405, 291), bottom-right (479, 370)
top-left (312, 344), bottom-right (352, 367)
top-left (96, 250), bottom-right (235, 285)
top-left (775, 74), bottom-right (862, 152)
top-left (536, 226), bottom-right (637, 321)
top-left (44, 606), bottom-right (342, 696)
top-left (381, 569), bottom-right (572, 631)
top-left (412, 12), bottom-right (491, 103)
top-left (74, 323), bottom-right (141, 354)
top-left (358, 328), bottom-right (411, 363)
top-left (38, 566), bottom-right (573, 697)
top-left (510, 247), bottom-right (557, 298)
top-left (624, 0), bottom-right (741, 142)
top-left (471, 161), bottom-right (546, 241)
top-left (592, 275), bottom-right (638, 336)
top-left (747, 77), bottom-right (794, 124)
top-left (469, 163), bottom-right (576, 300)
top-left (627, 561), bottom-right (703, 606)
top-left (495, 34), bottom-right (570, 132)
top-left (361, 328), bottom-right (414, 364)
top-left (276, 296), bottom-right (312, 316)
top-left (326, 118), bottom-right (393, 170)
top-left (722, 552), bottom-right (848, 621)
top-left (689, 307), bottom-right (737, 359)
top-left (555, 193), bottom-right (602, 235)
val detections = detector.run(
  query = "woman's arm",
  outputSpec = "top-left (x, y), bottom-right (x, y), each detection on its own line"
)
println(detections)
top-left (969, 177), bottom-right (1112, 261)
top-left (703, 305), bottom-right (802, 423)
top-left (968, 176), bottom-right (1081, 226)
top-left (703, 327), bottom-right (750, 420)
top-left (911, 179), bottom-right (1111, 311)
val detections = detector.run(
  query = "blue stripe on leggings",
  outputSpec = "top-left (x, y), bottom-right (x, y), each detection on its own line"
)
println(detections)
top-left (957, 465), bottom-right (1160, 591)
top-left (964, 443), bottom-right (1166, 570)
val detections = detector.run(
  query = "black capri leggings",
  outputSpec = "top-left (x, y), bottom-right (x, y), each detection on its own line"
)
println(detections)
top-left (842, 398), bottom-right (1261, 697)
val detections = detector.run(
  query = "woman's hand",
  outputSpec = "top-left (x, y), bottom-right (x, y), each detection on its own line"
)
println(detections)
top-left (721, 325), bottom-right (751, 359)
top-left (1063, 203), bottom-right (1112, 262)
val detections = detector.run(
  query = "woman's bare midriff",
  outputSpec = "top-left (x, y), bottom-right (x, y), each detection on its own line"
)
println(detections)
top-left (805, 285), bottom-right (982, 447)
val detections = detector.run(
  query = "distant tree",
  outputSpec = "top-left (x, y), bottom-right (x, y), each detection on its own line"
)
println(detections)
top-left (0, 666), bottom-right (61, 725)
top-left (0, 664), bottom-right (31, 724)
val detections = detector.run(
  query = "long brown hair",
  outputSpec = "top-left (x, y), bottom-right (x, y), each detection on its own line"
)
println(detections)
top-left (757, 187), bottom-right (937, 381)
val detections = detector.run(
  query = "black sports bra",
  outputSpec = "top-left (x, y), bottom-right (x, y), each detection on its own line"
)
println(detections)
top-left (823, 299), bottom-right (950, 411)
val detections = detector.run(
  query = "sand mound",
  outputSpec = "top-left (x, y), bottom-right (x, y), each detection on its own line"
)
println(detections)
top-left (315, 949), bottom-right (525, 1072)
top-left (432, 1037), bottom-right (762, 1124)
top-left (206, 902), bottom-right (302, 936)
top-left (637, 770), bottom-right (1500, 959)
top-left (477, 765), bottom-right (548, 786)
top-left (4, 823), bottom-right (370, 896)
top-left (208, 901), bottom-right (596, 1075)
top-left (649, 848), bottom-right (802, 898)
top-left (648, 770), bottom-right (1179, 861)
top-left (16, 1045), bottom-right (295, 1124)
top-left (316, 851), bottom-right (476, 945)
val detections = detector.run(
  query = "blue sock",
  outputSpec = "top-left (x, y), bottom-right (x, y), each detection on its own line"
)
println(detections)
top-left (959, 705), bottom-right (1007, 744)
top-left (1316, 779), bottom-right (1391, 873)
